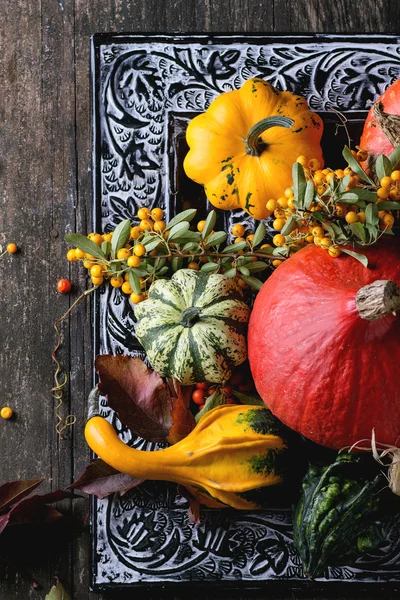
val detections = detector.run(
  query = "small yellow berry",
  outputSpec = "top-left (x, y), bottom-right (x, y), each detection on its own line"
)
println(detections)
top-left (296, 155), bottom-right (308, 166)
top-left (319, 237), bottom-right (332, 249)
top-left (130, 292), bottom-right (143, 304)
top-left (1, 407), bottom-right (13, 419)
top-left (357, 212), bottom-right (366, 224)
top-left (311, 226), bottom-right (324, 238)
top-left (6, 243), bottom-right (17, 254)
top-left (231, 224), bottom-right (245, 238)
top-left (121, 281), bottom-right (133, 295)
top-left (140, 219), bottom-right (153, 231)
top-left (197, 220), bottom-right (206, 232)
top-left (188, 262), bottom-right (200, 270)
top-left (277, 196), bottom-right (289, 209)
top-left (117, 248), bottom-right (131, 260)
top-left (234, 237), bottom-right (246, 244)
top-left (328, 246), bottom-right (342, 258)
top-left (137, 207), bottom-right (151, 220)
top-left (246, 234), bottom-right (255, 244)
top-left (74, 248), bottom-right (85, 259)
top-left (110, 276), bottom-right (124, 288)
top-left (66, 249), bottom-right (78, 262)
top-left (380, 213), bottom-right (395, 230)
top-left (130, 226), bottom-right (142, 240)
top-left (308, 158), bottom-right (321, 171)
top-left (284, 187), bottom-right (294, 198)
top-left (391, 170), bottom-right (400, 181)
top-left (272, 234), bottom-right (286, 247)
top-left (102, 233), bottom-right (113, 243)
top-left (266, 199), bottom-right (277, 212)
top-left (90, 233), bottom-right (103, 246)
top-left (356, 149), bottom-right (368, 162)
top-left (91, 276), bottom-right (104, 286)
top-left (153, 220), bottom-right (166, 233)
top-left (90, 265), bottom-right (103, 278)
top-left (83, 260), bottom-right (94, 269)
top-left (380, 176), bottom-right (393, 189)
top-left (127, 255), bottom-right (141, 268)
top-left (272, 259), bottom-right (283, 268)
top-left (134, 244), bottom-right (146, 257)
top-left (345, 211), bottom-right (359, 224)
top-left (151, 207), bottom-right (164, 221)
top-left (272, 218), bottom-right (286, 231)
top-left (377, 187), bottom-right (390, 200)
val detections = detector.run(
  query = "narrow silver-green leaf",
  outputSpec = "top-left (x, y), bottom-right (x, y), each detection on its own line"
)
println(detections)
top-left (241, 275), bottom-right (263, 291)
top-left (340, 247), bottom-right (368, 268)
top-left (232, 390), bottom-right (264, 406)
top-left (342, 146), bottom-right (374, 185)
top-left (304, 180), bottom-right (315, 209)
top-left (156, 266), bottom-right (169, 276)
top-left (252, 222), bottom-right (266, 247)
top-left (201, 210), bottom-right (217, 240)
top-left (171, 231), bottom-right (202, 244)
top-left (182, 242), bottom-right (201, 252)
top-left (143, 238), bottom-right (162, 253)
top-left (349, 222), bottom-right (367, 243)
top-left (131, 267), bottom-right (149, 277)
top-left (292, 161), bottom-right (307, 208)
top-left (223, 267), bottom-right (237, 278)
top-left (204, 231), bottom-right (227, 248)
top-left (222, 241), bottom-right (247, 253)
top-left (166, 208), bottom-right (197, 231)
top-left (172, 256), bottom-right (183, 272)
top-left (375, 154), bottom-right (393, 181)
top-left (101, 240), bottom-right (111, 256)
top-left (200, 262), bottom-right (219, 273)
top-left (111, 219), bottom-right (131, 259)
top-left (168, 221), bottom-right (190, 241)
top-left (338, 174), bottom-right (351, 193)
top-left (238, 266), bottom-right (250, 277)
top-left (389, 145), bottom-right (400, 170)
top-left (64, 234), bottom-right (106, 260)
top-left (128, 270), bottom-right (141, 295)
top-left (246, 261), bottom-right (269, 273)
top-left (375, 201), bottom-right (400, 210)
top-left (281, 215), bottom-right (299, 236)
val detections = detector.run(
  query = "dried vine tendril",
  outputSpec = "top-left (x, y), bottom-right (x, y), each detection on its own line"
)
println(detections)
top-left (51, 287), bottom-right (95, 438)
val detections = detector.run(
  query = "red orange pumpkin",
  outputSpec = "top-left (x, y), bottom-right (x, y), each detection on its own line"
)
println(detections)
top-left (248, 241), bottom-right (400, 450)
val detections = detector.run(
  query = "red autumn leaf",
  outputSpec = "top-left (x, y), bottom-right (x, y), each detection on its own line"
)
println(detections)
top-left (177, 485), bottom-right (201, 524)
top-left (69, 458), bottom-right (143, 499)
top-left (166, 379), bottom-right (196, 445)
top-left (0, 479), bottom-right (45, 513)
top-left (95, 355), bottom-right (173, 442)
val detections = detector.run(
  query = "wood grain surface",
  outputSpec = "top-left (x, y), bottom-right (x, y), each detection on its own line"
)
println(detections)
top-left (0, 1), bottom-right (398, 598)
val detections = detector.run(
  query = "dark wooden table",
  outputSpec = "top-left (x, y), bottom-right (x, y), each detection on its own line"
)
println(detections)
top-left (1, 2), bottom-right (399, 598)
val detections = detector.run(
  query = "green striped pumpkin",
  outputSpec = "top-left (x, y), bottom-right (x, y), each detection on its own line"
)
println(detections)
top-left (134, 269), bottom-right (250, 385)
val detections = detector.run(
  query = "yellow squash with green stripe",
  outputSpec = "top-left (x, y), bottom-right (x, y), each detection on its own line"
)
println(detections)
top-left (183, 77), bottom-right (324, 220)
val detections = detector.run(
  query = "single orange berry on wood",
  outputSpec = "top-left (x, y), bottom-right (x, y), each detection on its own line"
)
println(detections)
top-left (57, 279), bottom-right (71, 294)
top-left (6, 243), bottom-right (17, 254)
top-left (1, 407), bottom-right (13, 419)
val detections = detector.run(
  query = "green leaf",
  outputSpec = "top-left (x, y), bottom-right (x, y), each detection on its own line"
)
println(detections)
top-left (223, 267), bottom-right (237, 278)
top-left (143, 238), bottom-right (162, 253)
top-left (171, 231), bottom-right (202, 244)
top-left (182, 242), bottom-right (201, 252)
top-left (304, 180), bottom-right (315, 210)
top-left (338, 192), bottom-right (360, 203)
top-left (101, 240), bottom-right (111, 256)
top-left (340, 188), bottom-right (377, 202)
top-left (241, 275), bottom-right (263, 291)
top-left (349, 222), bottom-right (367, 243)
top-left (45, 577), bottom-right (71, 600)
top-left (64, 234), bottom-right (106, 260)
top-left (171, 256), bottom-right (183, 272)
top-left (200, 262), bottom-right (219, 273)
top-left (272, 247), bottom-right (289, 258)
top-left (280, 215), bottom-right (299, 236)
top-left (236, 256), bottom-right (253, 266)
top-left (292, 161), bottom-right (307, 208)
top-left (166, 208), bottom-right (197, 231)
top-left (128, 270), bottom-right (141, 295)
top-left (340, 247), bottom-right (369, 268)
top-left (168, 221), bottom-right (190, 241)
top-left (195, 389), bottom-right (225, 422)
top-left (111, 219), bottom-right (131, 259)
top-left (222, 241), bottom-right (247, 253)
top-left (342, 146), bottom-right (374, 185)
top-left (204, 230), bottom-right (227, 248)
top-left (131, 267), bottom-right (149, 277)
top-left (252, 222), bottom-right (266, 247)
top-left (366, 223), bottom-right (379, 242)
top-left (238, 266), bottom-right (250, 277)
top-left (375, 154), bottom-right (393, 181)
top-left (338, 174), bottom-right (351, 193)
top-left (246, 261), bottom-right (269, 273)
top-left (232, 390), bottom-right (264, 406)
top-left (201, 210), bottom-right (217, 240)
top-left (375, 201), bottom-right (400, 210)
top-left (389, 145), bottom-right (400, 170)
top-left (156, 266), bottom-right (169, 276)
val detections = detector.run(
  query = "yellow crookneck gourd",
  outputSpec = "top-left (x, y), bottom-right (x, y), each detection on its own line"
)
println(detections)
top-left (85, 404), bottom-right (289, 510)
top-left (183, 77), bottom-right (324, 220)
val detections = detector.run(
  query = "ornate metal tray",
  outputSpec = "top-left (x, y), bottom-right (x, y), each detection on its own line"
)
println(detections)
top-left (90, 33), bottom-right (400, 592)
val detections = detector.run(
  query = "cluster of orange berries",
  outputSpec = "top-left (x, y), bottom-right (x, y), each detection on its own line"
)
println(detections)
top-left (191, 369), bottom-right (255, 412)
top-left (264, 152), bottom-right (398, 260)
top-left (230, 223), bottom-right (280, 269)
top-left (66, 207), bottom-right (167, 304)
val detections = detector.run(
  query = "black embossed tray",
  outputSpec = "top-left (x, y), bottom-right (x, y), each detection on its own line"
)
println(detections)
top-left (90, 33), bottom-right (400, 593)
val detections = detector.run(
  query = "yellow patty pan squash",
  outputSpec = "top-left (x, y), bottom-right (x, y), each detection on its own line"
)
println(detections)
top-left (183, 77), bottom-right (324, 220)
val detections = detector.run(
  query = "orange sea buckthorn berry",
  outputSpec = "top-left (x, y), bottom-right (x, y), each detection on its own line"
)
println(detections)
top-left (313, 171), bottom-right (326, 186)
top-left (272, 259), bottom-right (282, 268)
top-left (153, 220), bottom-right (166, 233)
top-left (137, 207), bottom-right (151, 220)
top-left (102, 233), bottom-right (113, 243)
top-left (287, 198), bottom-right (297, 211)
top-left (121, 281), bottom-right (133, 295)
top-left (334, 169), bottom-right (345, 179)
top-left (6, 243), bottom-right (17, 254)
top-left (188, 262), bottom-right (200, 270)
top-left (311, 226), bottom-right (324, 238)
top-left (391, 170), bottom-right (400, 181)
top-left (133, 244), bottom-right (146, 257)
top-left (305, 233), bottom-right (314, 244)
top-left (296, 155), bottom-right (308, 166)
top-left (357, 212), bottom-right (366, 224)
top-left (91, 276), bottom-right (104, 286)
top-left (151, 207), bottom-right (164, 221)
top-left (328, 245), bottom-right (341, 258)
top-left (117, 248), bottom-right (131, 260)
top-left (272, 218), bottom-right (286, 231)
top-left (319, 237), bottom-right (332, 249)
top-left (308, 158), bottom-right (321, 171)
top-left (316, 185), bottom-right (327, 196)
top-left (277, 196), bottom-right (289, 209)
top-left (345, 211), bottom-right (359, 224)
top-left (234, 236), bottom-right (246, 244)
top-left (272, 234), bottom-right (286, 247)
top-left (260, 243), bottom-right (272, 250)
top-left (237, 278), bottom-right (248, 290)
top-left (377, 187), bottom-right (390, 200)
top-left (356, 149), bottom-right (368, 162)
top-left (284, 187), bottom-right (294, 198)
top-left (335, 204), bottom-right (346, 217)
top-left (127, 255), bottom-right (141, 268)
top-left (139, 219), bottom-right (153, 232)
top-left (380, 176), bottom-right (393, 189)
top-left (343, 167), bottom-right (353, 176)
top-left (130, 292), bottom-right (143, 304)
top-left (380, 213), bottom-right (395, 229)
top-left (197, 220), bottom-right (206, 233)
top-left (246, 234), bottom-right (255, 244)
top-left (74, 248), bottom-right (85, 259)
top-left (390, 187), bottom-right (400, 200)
top-left (90, 265), bottom-right (103, 278)
top-left (231, 223), bottom-right (245, 237)
top-left (266, 199), bottom-right (277, 212)
top-left (90, 233), bottom-right (103, 246)
top-left (130, 226), bottom-right (142, 240)
top-left (66, 249), bottom-right (78, 262)
top-left (110, 276), bottom-right (123, 288)
top-left (1, 407), bottom-right (13, 420)
top-left (326, 172), bottom-right (336, 185)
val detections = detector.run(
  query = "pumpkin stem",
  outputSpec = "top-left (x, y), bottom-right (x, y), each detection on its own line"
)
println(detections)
top-left (373, 101), bottom-right (400, 147)
top-left (245, 116), bottom-right (294, 156)
top-left (179, 306), bottom-right (201, 327)
top-left (355, 279), bottom-right (400, 320)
